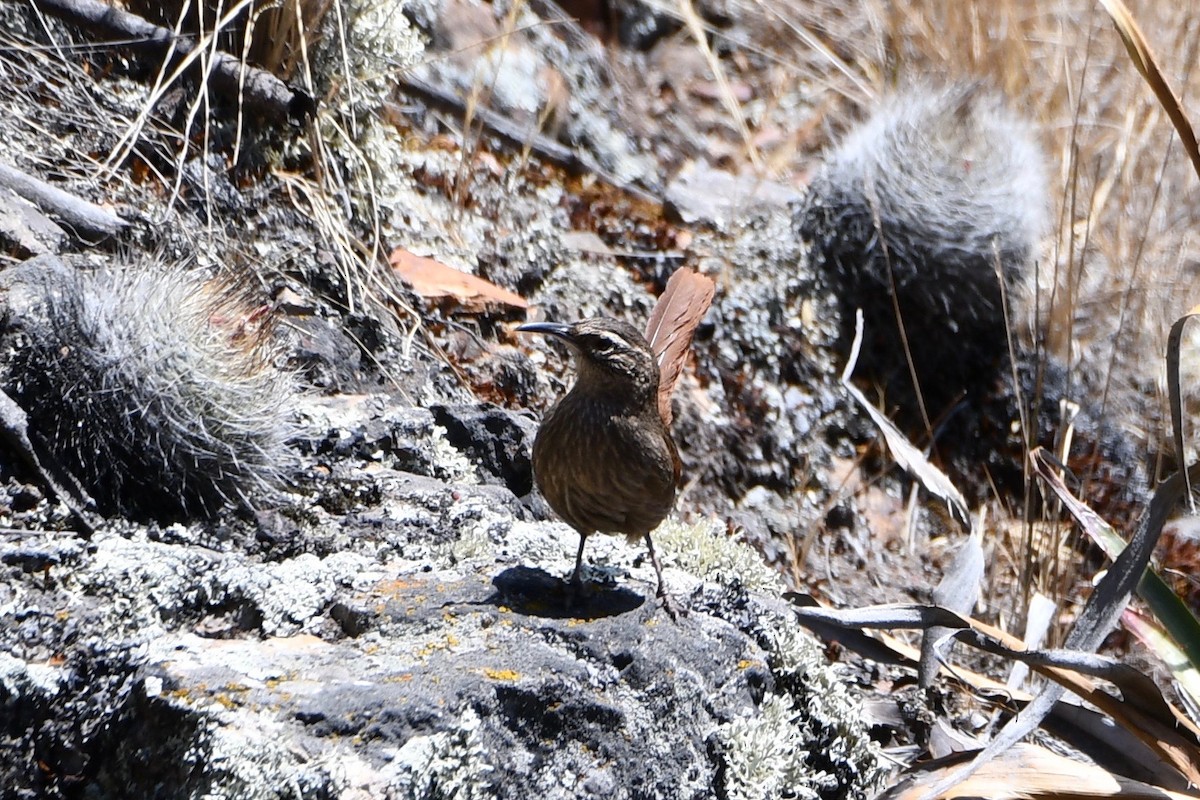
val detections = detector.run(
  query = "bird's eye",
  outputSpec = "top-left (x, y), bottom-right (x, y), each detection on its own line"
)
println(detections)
top-left (592, 332), bottom-right (632, 352)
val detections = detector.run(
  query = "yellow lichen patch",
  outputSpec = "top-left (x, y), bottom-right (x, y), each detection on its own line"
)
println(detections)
top-left (414, 633), bottom-right (461, 660)
top-left (374, 578), bottom-right (422, 597)
top-left (384, 673), bottom-right (414, 683)
top-left (264, 671), bottom-right (298, 691)
top-left (483, 668), bottom-right (520, 682)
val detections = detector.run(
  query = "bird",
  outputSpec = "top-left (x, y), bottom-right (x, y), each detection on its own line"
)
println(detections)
top-left (518, 267), bottom-right (715, 618)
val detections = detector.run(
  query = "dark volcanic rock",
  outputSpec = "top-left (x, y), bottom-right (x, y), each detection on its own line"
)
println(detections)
top-left (0, 344), bottom-right (882, 797)
top-left (0, 460), bottom-right (883, 799)
top-left (431, 403), bottom-right (538, 496)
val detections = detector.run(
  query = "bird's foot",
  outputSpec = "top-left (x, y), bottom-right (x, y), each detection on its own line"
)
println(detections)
top-left (658, 587), bottom-right (687, 621)
top-left (564, 566), bottom-right (591, 608)
top-left (644, 533), bottom-right (686, 621)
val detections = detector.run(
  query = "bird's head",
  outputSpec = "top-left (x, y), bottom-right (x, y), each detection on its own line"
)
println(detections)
top-left (518, 317), bottom-right (659, 403)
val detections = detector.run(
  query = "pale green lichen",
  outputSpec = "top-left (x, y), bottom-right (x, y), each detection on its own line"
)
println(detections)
top-left (447, 525), bottom-right (494, 562)
top-left (719, 693), bottom-right (829, 800)
top-left (770, 625), bottom-right (886, 793)
top-left (311, 0), bottom-right (423, 113)
top-left (394, 707), bottom-right (494, 799)
top-left (718, 621), bottom-right (886, 800)
top-left (767, 623), bottom-right (832, 685)
top-left (299, 0), bottom-right (432, 283)
top-left (654, 519), bottom-right (782, 592)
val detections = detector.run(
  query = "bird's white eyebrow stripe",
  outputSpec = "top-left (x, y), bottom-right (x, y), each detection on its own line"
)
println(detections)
top-left (590, 330), bottom-right (636, 351)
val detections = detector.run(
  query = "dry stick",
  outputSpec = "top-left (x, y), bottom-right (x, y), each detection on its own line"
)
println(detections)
top-left (394, 74), bottom-right (659, 206)
top-left (0, 163), bottom-right (125, 241)
top-left (31, 0), bottom-right (314, 123)
top-left (0, 390), bottom-right (98, 537)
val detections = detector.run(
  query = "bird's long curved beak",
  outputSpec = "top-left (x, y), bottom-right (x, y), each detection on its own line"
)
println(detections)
top-left (516, 321), bottom-right (573, 341)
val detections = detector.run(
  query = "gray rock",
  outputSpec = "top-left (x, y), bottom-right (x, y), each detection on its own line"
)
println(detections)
top-left (664, 162), bottom-right (803, 229)
top-left (0, 188), bottom-right (66, 256)
top-left (0, 423), bottom-right (884, 798)
top-left (430, 403), bottom-right (538, 496)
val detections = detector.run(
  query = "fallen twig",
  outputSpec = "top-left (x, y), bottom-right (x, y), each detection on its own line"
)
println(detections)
top-left (394, 73), bottom-right (659, 206)
top-left (0, 163), bottom-right (124, 241)
top-left (31, 0), bottom-right (315, 123)
top-left (0, 389), bottom-right (99, 537)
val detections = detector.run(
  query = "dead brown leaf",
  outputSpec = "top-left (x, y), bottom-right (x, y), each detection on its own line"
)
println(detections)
top-left (389, 248), bottom-right (528, 315)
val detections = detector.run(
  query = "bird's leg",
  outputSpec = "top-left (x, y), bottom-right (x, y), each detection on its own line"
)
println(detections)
top-left (644, 533), bottom-right (685, 620)
top-left (568, 533), bottom-right (589, 594)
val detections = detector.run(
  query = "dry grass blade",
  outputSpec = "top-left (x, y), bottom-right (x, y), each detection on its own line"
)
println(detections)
top-left (1167, 309), bottom-right (1200, 511)
top-left (675, 0), bottom-right (763, 171)
top-left (1007, 593), bottom-right (1056, 692)
top-left (1030, 447), bottom-right (1119, 547)
top-left (791, 599), bottom-right (1200, 787)
top-left (787, 594), bottom-right (1193, 785)
top-left (793, 602), bottom-right (1161, 713)
top-left (1123, 609), bottom-right (1200, 725)
top-left (1098, 0), bottom-right (1200, 182)
top-left (883, 743), bottom-right (1200, 800)
top-left (921, 524), bottom-right (984, 688)
top-left (94, 0), bottom-right (259, 179)
top-left (1031, 446), bottom-right (1200, 673)
top-left (917, 456), bottom-right (1200, 799)
top-left (842, 310), bottom-right (971, 530)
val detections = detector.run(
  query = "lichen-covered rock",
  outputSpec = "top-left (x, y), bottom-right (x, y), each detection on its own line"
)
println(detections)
top-left (0, 388), bottom-right (883, 798)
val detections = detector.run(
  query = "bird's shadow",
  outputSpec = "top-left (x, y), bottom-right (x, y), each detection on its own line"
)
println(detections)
top-left (488, 566), bottom-right (644, 620)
